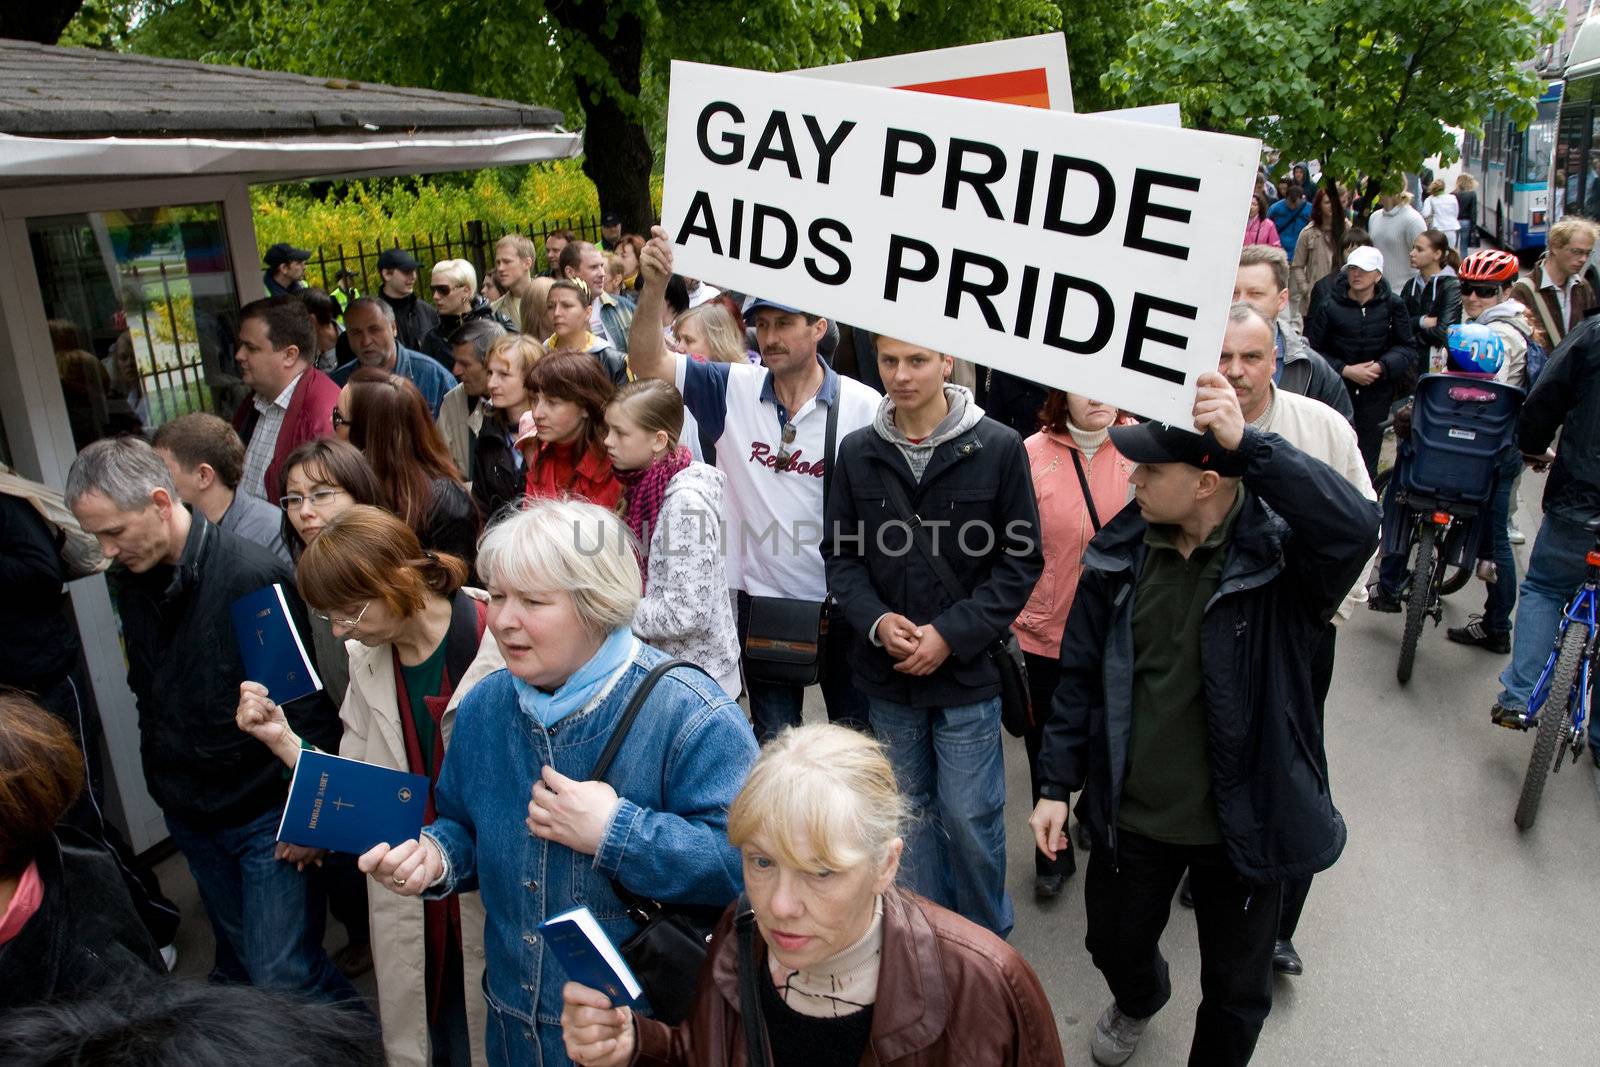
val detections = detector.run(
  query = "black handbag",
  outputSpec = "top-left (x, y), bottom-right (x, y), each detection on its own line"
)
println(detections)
top-left (741, 396), bottom-right (841, 687)
top-left (878, 476), bottom-right (1035, 738)
top-left (591, 657), bottom-right (727, 1025)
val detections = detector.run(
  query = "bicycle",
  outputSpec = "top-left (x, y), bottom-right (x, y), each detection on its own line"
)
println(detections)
top-left (1504, 523), bottom-right (1599, 831)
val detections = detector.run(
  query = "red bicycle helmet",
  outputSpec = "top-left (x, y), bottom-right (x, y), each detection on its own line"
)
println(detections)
top-left (1459, 249), bottom-right (1520, 284)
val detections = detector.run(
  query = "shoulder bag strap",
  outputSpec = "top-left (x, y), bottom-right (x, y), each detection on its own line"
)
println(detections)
top-left (1068, 449), bottom-right (1103, 533)
top-left (736, 905), bottom-right (773, 1067)
top-left (822, 388), bottom-right (840, 508)
top-left (879, 473), bottom-right (968, 609)
top-left (1517, 277), bottom-right (1561, 344)
top-left (590, 657), bottom-right (702, 782)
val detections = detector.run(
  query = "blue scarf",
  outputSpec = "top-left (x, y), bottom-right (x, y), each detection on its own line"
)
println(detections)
top-left (512, 627), bottom-right (637, 728)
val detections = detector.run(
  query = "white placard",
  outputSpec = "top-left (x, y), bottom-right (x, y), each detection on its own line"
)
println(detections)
top-left (661, 61), bottom-right (1258, 424)
top-left (795, 33), bottom-right (1073, 112)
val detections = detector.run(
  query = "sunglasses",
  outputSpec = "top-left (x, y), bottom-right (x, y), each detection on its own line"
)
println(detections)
top-left (331, 409), bottom-right (351, 430)
top-left (430, 284), bottom-right (457, 296)
top-left (774, 423), bottom-right (798, 470)
top-left (1461, 283), bottom-right (1504, 298)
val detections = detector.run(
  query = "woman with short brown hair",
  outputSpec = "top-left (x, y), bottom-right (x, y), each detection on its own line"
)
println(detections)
top-left (235, 505), bottom-right (502, 1067)
top-left (520, 349), bottom-right (622, 509)
top-left (1, 692), bottom-right (162, 1009)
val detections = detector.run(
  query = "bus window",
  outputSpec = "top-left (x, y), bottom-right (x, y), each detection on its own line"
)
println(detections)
top-left (1520, 99), bottom-right (1558, 185)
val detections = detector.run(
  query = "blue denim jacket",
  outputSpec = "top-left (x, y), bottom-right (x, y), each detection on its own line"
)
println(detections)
top-left (422, 644), bottom-right (756, 1030)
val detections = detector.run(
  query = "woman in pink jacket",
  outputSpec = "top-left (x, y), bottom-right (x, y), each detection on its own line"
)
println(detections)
top-left (1012, 391), bottom-right (1135, 899)
top-left (1243, 191), bottom-right (1282, 247)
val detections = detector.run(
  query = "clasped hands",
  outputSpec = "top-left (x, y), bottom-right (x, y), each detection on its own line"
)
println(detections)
top-left (877, 615), bottom-right (953, 676)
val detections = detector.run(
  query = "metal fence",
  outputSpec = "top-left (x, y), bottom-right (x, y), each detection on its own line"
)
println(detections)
top-left (296, 213), bottom-right (607, 296)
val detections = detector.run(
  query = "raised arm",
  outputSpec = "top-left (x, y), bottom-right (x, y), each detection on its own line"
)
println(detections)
top-left (627, 226), bottom-right (677, 384)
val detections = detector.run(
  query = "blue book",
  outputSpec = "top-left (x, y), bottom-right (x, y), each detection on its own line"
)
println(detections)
top-left (277, 749), bottom-right (430, 855)
top-left (539, 905), bottom-right (644, 1008)
top-left (231, 583), bottom-right (323, 704)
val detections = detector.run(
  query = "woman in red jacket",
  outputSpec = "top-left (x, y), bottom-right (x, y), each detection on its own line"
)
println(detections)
top-left (520, 350), bottom-right (622, 510)
top-left (1011, 391), bottom-right (1135, 898)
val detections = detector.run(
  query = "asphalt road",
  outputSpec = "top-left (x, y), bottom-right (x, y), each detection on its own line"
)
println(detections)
top-left (155, 478), bottom-right (1600, 1064)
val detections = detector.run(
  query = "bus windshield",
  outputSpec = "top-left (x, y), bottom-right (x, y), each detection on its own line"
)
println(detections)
top-left (1520, 99), bottom-right (1560, 184)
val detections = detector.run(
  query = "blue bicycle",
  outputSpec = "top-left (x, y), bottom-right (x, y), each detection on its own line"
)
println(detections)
top-left (1507, 526), bottom-right (1599, 830)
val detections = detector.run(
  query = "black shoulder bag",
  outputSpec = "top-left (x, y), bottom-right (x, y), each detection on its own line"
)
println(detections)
top-left (590, 657), bottom-right (727, 1025)
top-left (736, 902), bottom-right (773, 1067)
top-left (876, 475), bottom-right (1035, 738)
top-left (742, 397), bottom-right (841, 687)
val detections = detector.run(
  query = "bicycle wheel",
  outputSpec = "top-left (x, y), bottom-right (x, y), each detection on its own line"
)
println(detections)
top-left (1397, 522), bottom-right (1436, 684)
top-left (1440, 562), bottom-right (1473, 596)
top-left (1513, 621), bottom-right (1589, 831)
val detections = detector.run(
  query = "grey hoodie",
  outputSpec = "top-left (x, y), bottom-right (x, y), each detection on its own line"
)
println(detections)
top-left (873, 383), bottom-right (986, 482)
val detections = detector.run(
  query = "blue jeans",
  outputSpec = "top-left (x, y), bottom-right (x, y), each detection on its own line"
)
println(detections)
top-left (868, 695), bottom-right (1013, 939)
top-left (1480, 453), bottom-right (1523, 633)
top-left (1498, 515), bottom-right (1596, 741)
top-left (164, 807), bottom-right (361, 1006)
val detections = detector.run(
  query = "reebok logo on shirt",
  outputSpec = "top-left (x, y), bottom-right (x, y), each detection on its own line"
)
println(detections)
top-left (747, 441), bottom-right (827, 477)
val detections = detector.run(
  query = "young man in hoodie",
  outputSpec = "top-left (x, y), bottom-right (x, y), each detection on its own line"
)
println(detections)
top-left (824, 337), bottom-right (1043, 939)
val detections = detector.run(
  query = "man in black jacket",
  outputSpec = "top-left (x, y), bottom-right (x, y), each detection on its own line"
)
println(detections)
top-left (825, 336), bottom-right (1042, 939)
top-left (65, 438), bottom-right (355, 1005)
top-left (1494, 315), bottom-right (1600, 764)
top-left (375, 247), bottom-right (440, 352)
top-left (1029, 372), bottom-right (1378, 1067)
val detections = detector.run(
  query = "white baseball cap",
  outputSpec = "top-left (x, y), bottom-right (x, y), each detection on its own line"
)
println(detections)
top-left (1344, 246), bottom-right (1384, 274)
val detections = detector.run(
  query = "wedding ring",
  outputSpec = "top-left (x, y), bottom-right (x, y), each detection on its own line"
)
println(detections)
top-left (393, 874), bottom-right (408, 887)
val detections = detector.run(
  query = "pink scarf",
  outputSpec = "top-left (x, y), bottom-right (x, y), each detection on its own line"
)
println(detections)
top-left (616, 446), bottom-right (692, 584)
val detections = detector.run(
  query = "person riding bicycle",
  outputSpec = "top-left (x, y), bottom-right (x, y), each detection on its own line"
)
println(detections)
top-left (1370, 254), bottom-right (1527, 618)
top-left (1492, 306), bottom-right (1600, 765)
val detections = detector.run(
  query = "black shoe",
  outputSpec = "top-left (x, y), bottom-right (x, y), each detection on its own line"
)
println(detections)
top-left (1034, 873), bottom-right (1067, 900)
top-left (1446, 616), bottom-right (1510, 654)
top-left (1492, 704), bottom-right (1529, 731)
top-left (1368, 589), bottom-right (1402, 613)
top-left (1272, 938), bottom-right (1304, 975)
top-left (331, 940), bottom-right (373, 979)
top-left (1178, 870), bottom-right (1194, 909)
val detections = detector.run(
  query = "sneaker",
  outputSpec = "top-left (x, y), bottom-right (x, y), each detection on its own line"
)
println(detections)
top-left (159, 943), bottom-right (178, 973)
top-left (1091, 1002), bottom-right (1151, 1066)
top-left (1446, 616), bottom-right (1510, 654)
top-left (1508, 520), bottom-right (1526, 545)
top-left (1368, 588), bottom-right (1402, 613)
top-left (1491, 704), bottom-right (1528, 730)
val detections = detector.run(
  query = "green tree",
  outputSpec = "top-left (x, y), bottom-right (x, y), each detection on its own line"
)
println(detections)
top-left (1106, 0), bottom-right (1559, 241)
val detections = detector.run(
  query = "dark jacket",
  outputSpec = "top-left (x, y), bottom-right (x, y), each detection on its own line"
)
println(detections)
top-left (111, 513), bottom-right (341, 829)
top-left (1278, 326), bottom-right (1355, 422)
top-left (824, 407), bottom-right (1043, 706)
top-left (471, 414), bottom-right (524, 522)
top-left (633, 888), bottom-right (1064, 1067)
top-left (1304, 272), bottom-right (1419, 388)
top-left (0, 493), bottom-right (79, 690)
top-left (419, 296), bottom-right (514, 370)
top-left (1512, 261), bottom-right (1598, 348)
top-left (978, 367), bottom-right (1050, 439)
top-left (1520, 315), bottom-right (1600, 525)
top-left (0, 827), bottom-right (163, 1011)
top-left (420, 477), bottom-right (481, 568)
top-left (231, 365), bottom-right (341, 500)
top-left (1400, 269), bottom-right (1463, 351)
top-left (379, 289), bottom-right (442, 352)
top-left (1038, 428), bottom-right (1380, 883)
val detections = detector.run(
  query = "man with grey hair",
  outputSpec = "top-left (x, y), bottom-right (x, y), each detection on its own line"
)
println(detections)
top-left (1234, 245), bottom-right (1353, 422)
top-left (66, 437), bottom-right (354, 1006)
top-left (330, 296), bottom-right (455, 417)
top-left (438, 317), bottom-right (508, 478)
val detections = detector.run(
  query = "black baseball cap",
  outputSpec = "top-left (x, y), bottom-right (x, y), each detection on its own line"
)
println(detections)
top-left (1109, 421), bottom-right (1249, 476)
top-left (377, 247), bottom-right (419, 271)
top-left (601, 210), bottom-right (622, 227)
top-left (263, 243), bottom-right (311, 267)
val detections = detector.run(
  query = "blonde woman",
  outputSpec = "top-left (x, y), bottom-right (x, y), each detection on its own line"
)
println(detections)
top-left (671, 303), bottom-right (753, 364)
top-left (1453, 174), bottom-right (1478, 252)
top-left (472, 334), bottom-right (545, 520)
top-left (559, 724), bottom-right (1065, 1067)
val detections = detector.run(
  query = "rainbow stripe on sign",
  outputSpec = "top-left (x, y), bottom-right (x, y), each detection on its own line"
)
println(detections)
top-left (895, 68), bottom-right (1052, 110)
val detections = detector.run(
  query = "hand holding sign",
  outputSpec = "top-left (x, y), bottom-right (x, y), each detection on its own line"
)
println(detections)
top-left (1191, 371), bottom-right (1245, 452)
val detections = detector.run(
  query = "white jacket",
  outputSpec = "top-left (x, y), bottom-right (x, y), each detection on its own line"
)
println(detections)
top-left (632, 462), bottom-right (742, 697)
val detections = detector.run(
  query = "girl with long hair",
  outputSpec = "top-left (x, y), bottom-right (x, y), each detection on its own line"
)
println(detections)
top-left (544, 278), bottom-right (627, 384)
top-left (473, 334), bottom-right (545, 520)
top-left (519, 350), bottom-right (622, 509)
top-left (1401, 229), bottom-right (1464, 372)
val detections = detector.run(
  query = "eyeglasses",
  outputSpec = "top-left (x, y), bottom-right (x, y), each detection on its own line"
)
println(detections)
top-left (279, 487), bottom-right (348, 510)
top-left (315, 600), bottom-right (370, 631)
top-left (774, 423), bottom-right (798, 470)
top-left (1461, 283), bottom-right (1504, 298)
top-left (1564, 246), bottom-right (1595, 257)
top-left (430, 284), bottom-right (457, 296)
top-left (331, 409), bottom-right (351, 430)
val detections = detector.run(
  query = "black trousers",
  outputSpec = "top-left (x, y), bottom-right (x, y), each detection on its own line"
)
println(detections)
top-left (1022, 651), bottom-right (1075, 877)
top-left (1349, 382), bottom-right (1395, 483)
top-left (1086, 829), bottom-right (1280, 1066)
top-left (1279, 623), bottom-right (1337, 940)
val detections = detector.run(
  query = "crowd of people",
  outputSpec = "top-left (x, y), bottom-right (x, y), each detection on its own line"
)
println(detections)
top-left (3, 166), bottom-right (1599, 1067)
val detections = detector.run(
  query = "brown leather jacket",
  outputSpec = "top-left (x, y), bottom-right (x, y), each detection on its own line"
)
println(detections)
top-left (633, 888), bottom-right (1064, 1067)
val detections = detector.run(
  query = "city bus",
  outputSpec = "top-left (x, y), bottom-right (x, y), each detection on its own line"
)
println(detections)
top-left (1460, 79), bottom-right (1561, 252)
top-left (1551, 12), bottom-right (1600, 229)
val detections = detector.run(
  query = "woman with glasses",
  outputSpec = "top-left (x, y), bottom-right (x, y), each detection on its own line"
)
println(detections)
top-left (337, 367), bottom-right (482, 568)
top-left (419, 259), bottom-right (515, 371)
top-left (519, 350), bottom-right (622, 510)
top-left (234, 505), bottom-right (503, 1067)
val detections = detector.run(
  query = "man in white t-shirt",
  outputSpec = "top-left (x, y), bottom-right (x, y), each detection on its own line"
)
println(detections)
top-left (631, 227), bottom-right (878, 740)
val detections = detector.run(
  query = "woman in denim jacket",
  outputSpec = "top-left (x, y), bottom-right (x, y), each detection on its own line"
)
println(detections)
top-left (362, 498), bottom-right (759, 1067)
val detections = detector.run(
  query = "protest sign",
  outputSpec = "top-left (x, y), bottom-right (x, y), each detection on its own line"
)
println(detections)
top-left (661, 60), bottom-right (1258, 424)
top-left (797, 33), bottom-right (1072, 111)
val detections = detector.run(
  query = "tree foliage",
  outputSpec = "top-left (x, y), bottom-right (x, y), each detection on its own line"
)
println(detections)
top-left (1106, 0), bottom-right (1559, 207)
